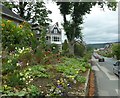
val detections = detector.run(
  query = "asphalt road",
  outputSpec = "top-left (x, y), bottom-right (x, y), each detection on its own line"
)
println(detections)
top-left (92, 54), bottom-right (120, 96)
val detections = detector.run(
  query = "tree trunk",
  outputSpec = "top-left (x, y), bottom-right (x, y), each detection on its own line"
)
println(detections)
top-left (63, 14), bottom-right (67, 23)
top-left (68, 40), bottom-right (74, 56)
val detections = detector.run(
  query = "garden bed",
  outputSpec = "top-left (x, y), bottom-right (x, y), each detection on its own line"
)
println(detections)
top-left (1, 46), bottom-right (91, 97)
top-left (31, 63), bottom-right (91, 96)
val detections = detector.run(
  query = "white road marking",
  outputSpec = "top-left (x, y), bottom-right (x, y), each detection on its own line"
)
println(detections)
top-left (115, 89), bottom-right (120, 95)
top-left (96, 62), bottom-right (118, 80)
top-left (92, 66), bottom-right (100, 71)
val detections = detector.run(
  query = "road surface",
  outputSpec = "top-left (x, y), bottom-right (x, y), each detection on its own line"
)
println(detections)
top-left (92, 55), bottom-right (120, 96)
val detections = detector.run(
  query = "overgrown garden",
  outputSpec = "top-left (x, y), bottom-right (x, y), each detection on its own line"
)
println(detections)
top-left (1, 19), bottom-right (91, 97)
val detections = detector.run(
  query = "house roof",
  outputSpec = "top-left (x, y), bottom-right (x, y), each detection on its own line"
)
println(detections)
top-left (48, 22), bottom-right (61, 34)
top-left (0, 4), bottom-right (25, 22)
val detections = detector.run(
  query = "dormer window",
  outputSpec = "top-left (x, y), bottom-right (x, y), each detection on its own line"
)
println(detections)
top-left (54, 28), bottom-right (57, 33)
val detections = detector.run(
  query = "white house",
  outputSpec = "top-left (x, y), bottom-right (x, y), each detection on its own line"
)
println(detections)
top-left (46, 22), bottom-right (62, 50)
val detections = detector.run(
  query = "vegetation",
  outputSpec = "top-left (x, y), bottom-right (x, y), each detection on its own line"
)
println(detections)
top-left (1, 19), bottom-right (91, 97)
top-left (74, 42), bottom-right (85, 57)
top-left (2, 19), bottom-right (37, 52)
top-left (57, 1), bottom-right (117, 55)
top-left (112, 43), bottom-right (120, 60)
top-left (62, 39), bottom-right (69, 56)
top-left (97, 43), bottom-right (120, 60)
top-left (97, 50), bottom-right (113, 58)
top-left (2, 1), bottom-right (117, 97)
top-left (3, 1), bottom-right (52, 27)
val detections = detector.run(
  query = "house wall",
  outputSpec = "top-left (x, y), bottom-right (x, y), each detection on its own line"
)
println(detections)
top-left (46, 34), bottom-right (62, 43)
top-left (46, 33), bottom-right (62, 50)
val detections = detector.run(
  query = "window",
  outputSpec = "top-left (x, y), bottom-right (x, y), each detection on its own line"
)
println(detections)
top-left (46, 36), bottom-right (50, 40)
top-left (54, 29), bottom-right (58, 33)
top-left (52, 36), bottom-right (60, 42)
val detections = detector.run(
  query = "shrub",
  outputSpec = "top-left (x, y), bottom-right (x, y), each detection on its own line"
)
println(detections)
top-left (1, 19), bottom-right (37, 52)
top-left (112, 43), bottom-right (120, 60)
top-left (62, 40), bottom-right (69, 56)
top-left (74, 42), bottom-right (85, 57)
top-left (50, 43), bottom-right (59, 54)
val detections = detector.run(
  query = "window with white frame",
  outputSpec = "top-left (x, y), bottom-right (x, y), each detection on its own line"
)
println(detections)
top-left (54, 28), bottom-right (58, 33)
top-left (52, 36), bottom-right (60, 42)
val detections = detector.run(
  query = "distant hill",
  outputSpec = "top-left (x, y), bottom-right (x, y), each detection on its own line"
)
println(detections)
top-left (86, 42), bottom-right (119, 49)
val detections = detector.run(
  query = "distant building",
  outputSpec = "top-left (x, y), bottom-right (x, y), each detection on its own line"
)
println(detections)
top-left (0, 4), bottom-right (25, 24)
top-left (46, 22), bottom-right (62, 50)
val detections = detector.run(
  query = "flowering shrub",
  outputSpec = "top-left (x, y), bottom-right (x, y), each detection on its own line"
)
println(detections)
top-left (33, 46), bottom-right (62, 65)
top-left (1, 19), bottom-right (36, 52)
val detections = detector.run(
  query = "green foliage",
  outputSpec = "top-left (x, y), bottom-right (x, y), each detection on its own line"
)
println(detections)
top-left (97, 50), bottom-right (113, 58)
top-left (76, 75), bottom-right (86, 83)
top-left (57, 57), bottom-right (89, 76)
top-left (2, 56), bottom-right (19, 74)
top-left (33, 2), bottom-right (52, 27)
top-left (22, 65), bottom-right (49, 80)
top-left (57, 1), bottom-right (117, 55)
top-left (62, 39), bottom-right (69, 56)
top-left (1, 19), bottom-right (37, 52)
top-left (27, 85), bottom-right (40, 96)
top-left (38, 27), bottom-right (47, 49)
top-left (50, 43), bottom-right (59, 54)
top-left (3, 2), bottom-right (52, 27)
top-left (80, 66), bottom-right (86, 73)
top-left (2, 84), bottom-right (40, 97)
top-left (74, 42), bottom-right (85, 57)
top-left (112, 43), bottom-right (120, 60)
top-left (83, 51), bottom-right (92, 62)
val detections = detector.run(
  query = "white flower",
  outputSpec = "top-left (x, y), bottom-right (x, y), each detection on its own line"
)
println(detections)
top-left (7, 60), bottom-right (12, 63)
top-left (30, 78), bottom-right (33, 81)
top-left (28, 68), bottom-right (31, 71)
top-left (73, 80), bottom-right (76, 84)
top-left (15, 47), bottom-right (17, 50)
top-left (23, 78), bottom-right (25, 81)
top-left (28, 76), bottom-right (31, 78)
top-left (16, 63), bottom-right (21, 66)
top-left (22, 47), bottom-right (25, 50)
top-left (53, 47), bottom-right (55, 49)
top-left (20, 73), bottom-right (23, 76)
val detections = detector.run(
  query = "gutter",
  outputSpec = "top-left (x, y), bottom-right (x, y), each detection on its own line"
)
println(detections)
top-left (1, 12), bottom-right (24, 22)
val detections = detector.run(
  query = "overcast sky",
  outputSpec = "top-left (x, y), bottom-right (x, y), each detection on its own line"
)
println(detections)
top-left (45, 2), bottom-right (118, 44)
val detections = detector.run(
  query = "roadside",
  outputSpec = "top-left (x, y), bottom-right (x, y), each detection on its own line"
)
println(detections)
top-left (88, 60), bottom-right (98, 96)
top-left (91, 55), bottom-right (119, 96)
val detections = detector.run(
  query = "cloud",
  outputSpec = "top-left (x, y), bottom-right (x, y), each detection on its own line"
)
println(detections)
top-left (82, 6), bottom-right (118, 44)
top-left (45, 2), bottom-right (118, 44)
top-left (45, 2), bottom-right (63, 26)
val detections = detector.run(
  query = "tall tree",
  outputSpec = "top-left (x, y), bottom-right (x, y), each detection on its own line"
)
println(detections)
top-left (57, 1), bottom-right (117, 55)
top-left (2, 0), bottom-right (52, 27)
